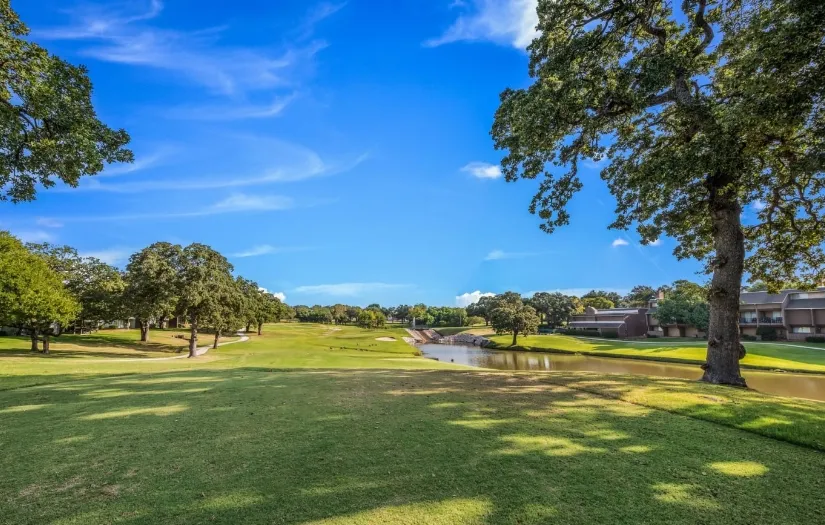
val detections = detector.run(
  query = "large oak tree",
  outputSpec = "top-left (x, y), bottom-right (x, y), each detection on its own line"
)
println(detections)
top-left (124, 243), bottom-right (183, 342)
top-left (492, 0), bottom-right (824, 385)
top-left (0, 2), bottom-right (132, 201)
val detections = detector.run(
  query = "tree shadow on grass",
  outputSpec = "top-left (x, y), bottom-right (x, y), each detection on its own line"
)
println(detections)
top-left (1, 369), bottom-right (824, 524)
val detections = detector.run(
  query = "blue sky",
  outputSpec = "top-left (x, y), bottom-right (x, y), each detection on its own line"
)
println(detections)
top-left (5, 0), bottom-right (719, 306)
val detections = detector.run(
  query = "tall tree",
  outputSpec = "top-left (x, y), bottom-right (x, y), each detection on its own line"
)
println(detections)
top-left (27, 243), bottom-right (126, 331)
top-left (176, 244), bottom-right (234, 358)
top-left (583, 290), bottom-right (622, 306)
top-left (0, 232), bottom-right (79, 352)
top-left (624, 285), bottom-right (657, 307)
top-left (123, 243), bottom-right (182, 342)
top-left (491, 0), bottom-right (825, 385)
top-left (490, 292), bottom-right (540, 346)
top-left (543, 292), bottom-right (578, 327)
top-left (581, 297), bottom-right (615, 310)
top-left (0, 2), bottom-right (132, 201)
top-left (205, 279), bottom-right (245, 349)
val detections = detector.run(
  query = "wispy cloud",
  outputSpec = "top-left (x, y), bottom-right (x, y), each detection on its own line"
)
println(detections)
top-left (44, 192), bottom-right (294, 223)
top-left (35, 1), bottom-right (328, 96)
top-left (425, 0), bottom-right (538, 49)
top-left (455, 290), bottom-right (495, 307)
top-left (461, 161), bottom-right (502, 179)
top-left (35, 218), bottom-right (63, 228)
top-left (293, 282), bottom-right (410, 297)
top-left (164, 95), bottom-right (297, 121)
top-left (80, 248), bottom-right (132, 265)
top-left (484, 249), bottom-right (535, 261)
top-left (752, 200), bottom-right (767, 211)
top-left (648, 239), bottom-right (663, 247)
top-left (98, 148), bottom-right (174, 177)
top-left (67, 140), bottom-right (367, 194)
top-left (14, 230), bottom-right (56, 243)
top-left (612, 238), bottom-right (629, 247)
top-left (231, 245), bottom-right (311, 258)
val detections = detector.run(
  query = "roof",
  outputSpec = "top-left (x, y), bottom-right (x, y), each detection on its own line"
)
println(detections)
top-left (594, 308), bottom-right (645, 315)
top-left (786, 298), bottom-right (825, 309)
top-left (569, 321), bottom-right (626, 328)
top-left (740, 287), bottom-right (825, 305)
top-left (739, 290), bottom-right (794, 304)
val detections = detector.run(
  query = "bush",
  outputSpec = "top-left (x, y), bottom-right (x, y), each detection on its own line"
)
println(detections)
top-left (741, 334), bottom-right (758, 341)
top-left (0, 330), bottom-right (7, 336)
top-left (558, 328), bottom-right (616, 338)
top-left (467, 316), bottom-right (486, 326)
top-left (806, 336), bottom-right (825, 343)
top-left (756, 326), bottom-right (778, 341)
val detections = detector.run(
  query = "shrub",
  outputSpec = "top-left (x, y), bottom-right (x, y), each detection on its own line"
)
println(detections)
top-left (756, 326), bottom-right (778, 341)
top-left (0, 330), bottom-right (7, 336)
top-left (741, 334), bottom-right (758, 341)
top-left (467, 316), bottom-right (486, 326)
top-left (806, 336), bottom-right (825, 343)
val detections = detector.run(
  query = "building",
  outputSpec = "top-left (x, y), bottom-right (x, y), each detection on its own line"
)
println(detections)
top-left (568, 306), bottom-right (650, 338)
top-left (740, 288), bottom-right (825, 341)
top-left (645, 291), bottom-right (705, 338)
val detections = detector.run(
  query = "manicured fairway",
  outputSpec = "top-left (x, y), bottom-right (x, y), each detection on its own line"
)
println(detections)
top-left (480, 332), bottom-right (825, 373)
top-left (1, 324), bottom-right (825, 524)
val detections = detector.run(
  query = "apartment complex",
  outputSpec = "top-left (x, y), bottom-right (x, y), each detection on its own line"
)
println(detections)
top-left (739, 288), bottom-right (825, 340)
top-left (568, 306), bottom-right (650, 338)
top-left (568, 288), bottom-right (825, 340)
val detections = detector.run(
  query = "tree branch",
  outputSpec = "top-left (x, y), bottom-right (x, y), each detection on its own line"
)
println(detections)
top-left (692, 0), bottom-right (715, 56)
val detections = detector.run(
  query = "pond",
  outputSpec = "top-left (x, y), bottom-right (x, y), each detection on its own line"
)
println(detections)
top-left (419, 343), bottom-right (825, 402)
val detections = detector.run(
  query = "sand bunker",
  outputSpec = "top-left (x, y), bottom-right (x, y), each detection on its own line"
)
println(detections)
top-left (376, 337), bottom-right (397, 342)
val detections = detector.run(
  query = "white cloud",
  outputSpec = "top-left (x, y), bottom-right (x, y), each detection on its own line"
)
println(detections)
top-left (231, 245), bottom-right (309, 258)
top-left (293, 282), bottom-right (409, 297)
top-left (456, 290), bottom-right (495, 307)
top-left (14, 230), bottom-right (55, 243)
top-left (752, 200), bottom-right (767, 211)
top-left (259, 287), bottom-right (288, 301)
top-left (43, 192), bottom-right (294, 223)
top-left (35, 218), bottom-right (64, 228)
top-left (612, 238), bottom-right (629, 247)
top-left (484, 249), bottom-right (536, 261)
top-left (35, 1), bottom-right (327, 96)
top-left (99, 148), bottom-right (173, 177)
top-left (461, 161), bottom-right (502, 179)
top-left (425, 0), bottom-right (539, 49)
top-left (80, 248), bottom-right (132, 265)
top-left (648, 239), bottom-right (663, 247)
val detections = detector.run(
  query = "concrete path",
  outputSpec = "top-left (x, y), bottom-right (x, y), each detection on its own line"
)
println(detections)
top-left (84, 332), bottom-right (251, 363)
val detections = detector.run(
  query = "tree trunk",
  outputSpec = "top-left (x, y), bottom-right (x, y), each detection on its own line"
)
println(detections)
top-left (257, 322), bottom-right (263, 336)
top-left (213, 329), bottom-right (221, 350)
top-left (245, 322), bottom-right (251, 333)
top-left (702, 175), bottom-right (747, 386)
top-left (188, 316), bottom-right (198, 358)
top-left (42, 334), bottom-right (50, 354)
top-left (158, 315), bottom-right (167, 330)
top-left (140, 320), bottom-right (150, 342)
top-left (30, 328), bottom-right (38, 352)
top-left (512, 330), bottom-right (518, 346)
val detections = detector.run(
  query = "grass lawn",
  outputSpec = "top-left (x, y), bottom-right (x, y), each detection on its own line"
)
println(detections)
top-left (2, 324), bottom-right (825, 524)
top-left (0, 329), bottom-right (238, 361)
top-left (478, 332), bottom-right (825, 373)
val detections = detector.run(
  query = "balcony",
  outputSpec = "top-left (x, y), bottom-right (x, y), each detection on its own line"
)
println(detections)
top-left (741, 317), bottom-right (783, 325)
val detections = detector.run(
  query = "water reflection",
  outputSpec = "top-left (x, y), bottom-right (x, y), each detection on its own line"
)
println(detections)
top-left (420, 343), bottom-right (825, 402)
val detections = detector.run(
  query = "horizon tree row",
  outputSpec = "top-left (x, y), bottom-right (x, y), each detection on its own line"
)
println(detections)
top-left (0, 232), bottom-right (288, 356)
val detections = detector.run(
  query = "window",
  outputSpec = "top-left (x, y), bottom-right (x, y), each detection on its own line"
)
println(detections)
top-left (792, 326), bottom-right (812, 334)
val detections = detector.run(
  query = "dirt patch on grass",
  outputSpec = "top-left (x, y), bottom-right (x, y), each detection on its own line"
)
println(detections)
top-left (376, 337), bottom-right (397, 342)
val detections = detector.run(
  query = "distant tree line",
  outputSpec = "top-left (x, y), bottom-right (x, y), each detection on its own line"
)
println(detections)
top-left (289, 303), bottom-right (471, 328)
top-left (0, 232), bottom-right (288, 356)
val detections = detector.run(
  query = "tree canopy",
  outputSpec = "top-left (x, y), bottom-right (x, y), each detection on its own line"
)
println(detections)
top-left (124, 243), bottom-right (183, 342)
top-left (490, 292), bottom-right (540, 346)
top-left (623, 285), bottom-right (656, 307)
top-left (0, 2), bottom-right (132, 201)
top-left (491, 0), bottom-right (824, 385)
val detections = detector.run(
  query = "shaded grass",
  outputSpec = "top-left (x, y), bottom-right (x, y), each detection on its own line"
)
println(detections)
top-left (486, 334), bottom-right (825, 373)
top-left (1, 369), bottom-right (824, 524)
